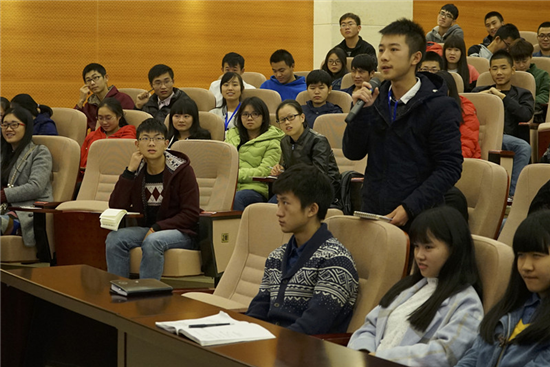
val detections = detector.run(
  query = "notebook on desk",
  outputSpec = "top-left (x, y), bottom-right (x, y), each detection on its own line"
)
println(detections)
top-left (110, 279), bottom-right (173, 297)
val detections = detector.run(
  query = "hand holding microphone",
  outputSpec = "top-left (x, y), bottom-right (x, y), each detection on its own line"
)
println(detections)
top-left (345, 78), bottom-right (381, 123)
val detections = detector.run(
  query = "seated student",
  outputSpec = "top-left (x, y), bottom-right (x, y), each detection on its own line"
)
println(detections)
top-left (343, 19), bottom-right (463, 229)
top-left (167, 98), bottom-right (211, 148)
top-left (419, 51), bottom-right (443, 73)
top-left (334, 13), bottom-right (376, 58)
top-left (271, 100), bottom-right (341, 204)
top-left (208, 52), bottom-right (255, 106)
top-left (1, 107), bottom-right (53, 246)
top-left (246, 164), bottom-right (359, 335)
top-left (75, 63), bottom-right (135, 131)
top-left (534, 22), bottom-right (550, 57)
top-left (106, 119), bottom-right (200, 280)
top-left (510, 39), bottom-right (550, 122)
top-left (301, 70), bottom-right (343, 128)
top-left (455, 210), bottom-right (550, 367)
top-left (341, 54), bottom-right (377, 97)
top-left (443, 35), bottom-right (480, 91)
top-left (348, 206), bottom-right (483, 367)
top-left (321, 47), bottom-right (349, 90)
top-left (426, 4), bottom-right (464, 43)
top-left (0, 97), bottom-right (9, 121)
top-left (80, 98), bottom-right (136, 169)
top-left (135, 64), bottom-right (189, 124)
top-left (11, 94), bottom-right (58, 136)
top-left (468, 23), bottom-right (520, 59)
top-left (472, 50), bottom-right (534, 197)
top-left (260, 50), bottom-right (307, 100)
top-left (209, 72), bottom-right (244, 130)
top-left (225, 97), bottom-right (284, 211)
top-left (481, 11), bottom-right (504, 46)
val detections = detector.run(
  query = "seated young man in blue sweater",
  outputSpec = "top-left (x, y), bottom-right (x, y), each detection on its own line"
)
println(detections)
top-left (301, 70), bottom-right (343, 128)
top-left (260, 49), bottom-right (306, 100)
top-left (246, 164), bottom-right (358, 335)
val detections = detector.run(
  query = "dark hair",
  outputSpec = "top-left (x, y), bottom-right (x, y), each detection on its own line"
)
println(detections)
top-left (276, 99), bottom-right (307, 128)
top-left (1, 107), bottom-right (36, 186)
top-left (10, 94), bottom-right (53, 118)
top-left (0, 97), bottom-right (9, 112)
top-left (136, 118), bottom-right (167, 140)
top-left (509, 39), bottom-right (535, 60)
top-left (270, 49), bottom-right (295, 67)
top-left (168, 97), bottom-right (210, 141)
top-left (217, 72), bottom-right (244, 109)
top-left (479, 210), bottom-right (550, 345)
top-left (272, 164), bottom-right (333, 221)
top-left (351, 54), bottom-right (378, 72)
top-left (436, 70), bottom-right (464, 124)
top-left (379, 206), bottom-right (482, 332)
top-left (235, 97), bottom-right (270, 144)
top-left (306, 69), bottom-right (333, 88)
top-left (222, 52), bottom-right (245, 69)
top-left (491, 49), bottom-right (514, 68)
top-left (443, 35), bottom-right (470, 89)
top-left (339, 12), bottom-right (361, 26)
top-left (148, 64), bottom-right (174, 84)
top-left (380, 18), bottom-right (426, 60)
top-left (82, 63), bottom-right (106, 82)
top-left (97, 98), bottom-right (128, 128)
top-left (321, 47), bottom-right (349, 81)
top-left (538, 22), bottom-right (550, 33)
top-left (495, 23), bottom-right (520, 42)
top-left (422, 51), bottom-right (444, 68)
top-left (485, 11), bottom-right (503, 23)
top-left (441, 4), bottom-right (459, 20)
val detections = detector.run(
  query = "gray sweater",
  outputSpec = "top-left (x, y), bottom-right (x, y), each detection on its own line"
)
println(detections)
top-left (426, 24), bottom-right (464, 43)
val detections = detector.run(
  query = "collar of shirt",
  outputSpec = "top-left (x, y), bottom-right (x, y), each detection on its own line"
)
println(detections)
top-left (286, 235), bottom-right (310, 270)
top-left (521, 292), bottom-right (541, 324)
top-left (389, 77), bottom-right (421, 104)
top-left (158, 92), bottom-right (175, 109)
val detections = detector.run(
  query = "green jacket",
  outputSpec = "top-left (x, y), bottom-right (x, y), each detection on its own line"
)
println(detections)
top-left (528, 63), bottom-right (550, 109)
top-left (225, 126), bottom-right (284, 198)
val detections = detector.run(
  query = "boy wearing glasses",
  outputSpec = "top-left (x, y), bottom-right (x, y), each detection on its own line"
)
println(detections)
top-left (135, 64), bottom-right (190, 123)
top-left (426, 4), bottom-right (464, 43)
top-left (468, 24), bottom-right (520, 59)
top-left (533, 22), bottom-right (550, 58)
top-left (75, 63), bottom-right (135, 131)
top-left (335, 13), bottom-right (376, 58)
top-left (106, 119), bottom-right (200, 280)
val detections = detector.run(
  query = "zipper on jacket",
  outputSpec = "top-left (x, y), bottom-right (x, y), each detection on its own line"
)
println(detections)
top-left (494, 314), bottom-right (512, 367)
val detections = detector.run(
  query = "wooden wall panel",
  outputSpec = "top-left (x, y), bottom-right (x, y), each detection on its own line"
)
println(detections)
top-left (414, 1), bottom-right (550, 51)
top-left (0, 1), bottom-right (313, 108)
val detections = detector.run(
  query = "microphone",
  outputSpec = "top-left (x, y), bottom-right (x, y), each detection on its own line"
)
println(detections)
top-left (345, 78), bottom-right (381, 123)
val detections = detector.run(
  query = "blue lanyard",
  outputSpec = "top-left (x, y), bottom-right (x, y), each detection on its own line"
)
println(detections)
top-left (225, 103), bottom-right (241, 130)
top-left (388, 89), bottom-right (398, 123)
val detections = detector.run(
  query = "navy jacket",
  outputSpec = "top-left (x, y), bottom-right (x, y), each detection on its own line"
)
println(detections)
top-left (342, 72), bottom-right (463, 219)
top-left (302, 100), bottom-right (343, 128)
top-left (33, 113), bottom-right (58, 136)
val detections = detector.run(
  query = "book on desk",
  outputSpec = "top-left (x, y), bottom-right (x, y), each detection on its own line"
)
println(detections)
top-left (110, 279), bottom-right (173, 297)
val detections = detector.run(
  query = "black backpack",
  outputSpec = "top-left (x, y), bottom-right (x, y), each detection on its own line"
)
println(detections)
top-left (339, 170), bottom-right (364, 215)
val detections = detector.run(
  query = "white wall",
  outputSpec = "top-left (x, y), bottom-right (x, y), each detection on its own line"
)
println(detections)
top-left (313, 0), bottom-right (413, 69)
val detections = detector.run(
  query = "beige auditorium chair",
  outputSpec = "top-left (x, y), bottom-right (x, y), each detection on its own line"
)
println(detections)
top-left (130, 140), bottom-right (239, 277)
top-left (179, 87), bottom-right (216, 112)
top-left (163, 111), bottom-right (225, 142)
top-left (118, 88), bottom-right (148, 105)
top-left (467, 57), bottom-right (490, 75)
top-left (472, 234), bottom-right (514, 312)
top-left (533, 44), bottom-right (541, 54)
top-left (294, 71), bottom-right (310, 78)
top-left (340, 73), bottom-right (353, 89)
top-left (532, 56), bottom-right (550, 76)
top-left (519, 31), bottom-right (538, 46)
top-left (455, 159), bottom-right (509, 239)
top-left (538, 122), bottom-right (550, 160)
top-left (312, 113), bottom-right (367, 174)
top-left (498, 164), bottom-right (550, 246)
top-left (295, 90), bottom-right (353, 114)
top-left (1, 136), bottom-right (80, 263)
top-left (51, 107), bottom-right (87, 146)
top-left (451, 72), bottom-right (464, 93)
top-left (241, 72), bottom-right (266, 88)
top-left (242, 89), bottom-right (282, 115)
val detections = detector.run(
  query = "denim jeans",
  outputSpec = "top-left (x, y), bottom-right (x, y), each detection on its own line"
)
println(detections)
top-left (502, 134), bottom-right (531, 196)
top-left (105, 227), bottom-right (196, 279)
top-left (233, 189), bottom-right (266, 211)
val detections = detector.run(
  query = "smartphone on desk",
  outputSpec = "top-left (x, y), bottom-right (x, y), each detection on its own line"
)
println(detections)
top-left (353, 211), bottom-right (392, 222)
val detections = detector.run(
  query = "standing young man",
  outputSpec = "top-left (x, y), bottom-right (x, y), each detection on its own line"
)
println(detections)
top-left (106, 119), bottom-right (200, 280)
top-left (342, 18), bottom-right (463, 229)
top-left (246, 164), bottom-right (358, 335)
top-left (335, 13), bottom-right (376, 58)
top-left (533, 22), bottom-right (550, 58)
top-left (425, 4), bottom-right (464, 43)
top-left (209, 52), bottom-right (256, 106)
top-left (260, 50), bottom-right (306, 100)
top-left (75, 63), bottom-right (135, 131)
top-left (135, 64), bottom-right (189, 123)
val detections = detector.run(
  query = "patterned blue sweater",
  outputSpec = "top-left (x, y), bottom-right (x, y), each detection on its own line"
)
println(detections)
top-left (246, 223), bottom-right (359, 335)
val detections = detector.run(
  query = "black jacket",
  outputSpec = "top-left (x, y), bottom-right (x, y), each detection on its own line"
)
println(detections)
top-left (140, 88), bottom-right (189, 124)
top-left (336, 36), bottom-right (376, 58)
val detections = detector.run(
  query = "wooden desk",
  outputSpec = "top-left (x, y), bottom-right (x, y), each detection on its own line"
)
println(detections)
top-left (1, 265), bottom-right (405, 367)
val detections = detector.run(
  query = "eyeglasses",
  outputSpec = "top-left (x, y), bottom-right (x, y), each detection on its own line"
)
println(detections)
top-left (538, 33), bottom-right (550, 40)
top-left (152, 79), bottom-right (173, 88)
top-left (277, 114), bottom-right (300, 124)
top-left (327, 59), bottom-right (342, 65)
top-left (242, 111), bottom-right (260, 120)
top-left (439, 10), bottom-right (454, 20)
top-left (419, 67), bottom-right (440, 73)
top-left (85, 75), bottom-right (102, 84)
top-left (340, 22), bottom-right (357, 28)
top-left (1, 122), bottom-right (25, 130)
top-left (138, 136), bottom-right (166, 143)
top-left (97, 115), bottom-right (115, 122)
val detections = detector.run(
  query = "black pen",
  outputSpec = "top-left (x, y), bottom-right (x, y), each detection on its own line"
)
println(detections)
top-left (188, 323), bottom-right (231, 328)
